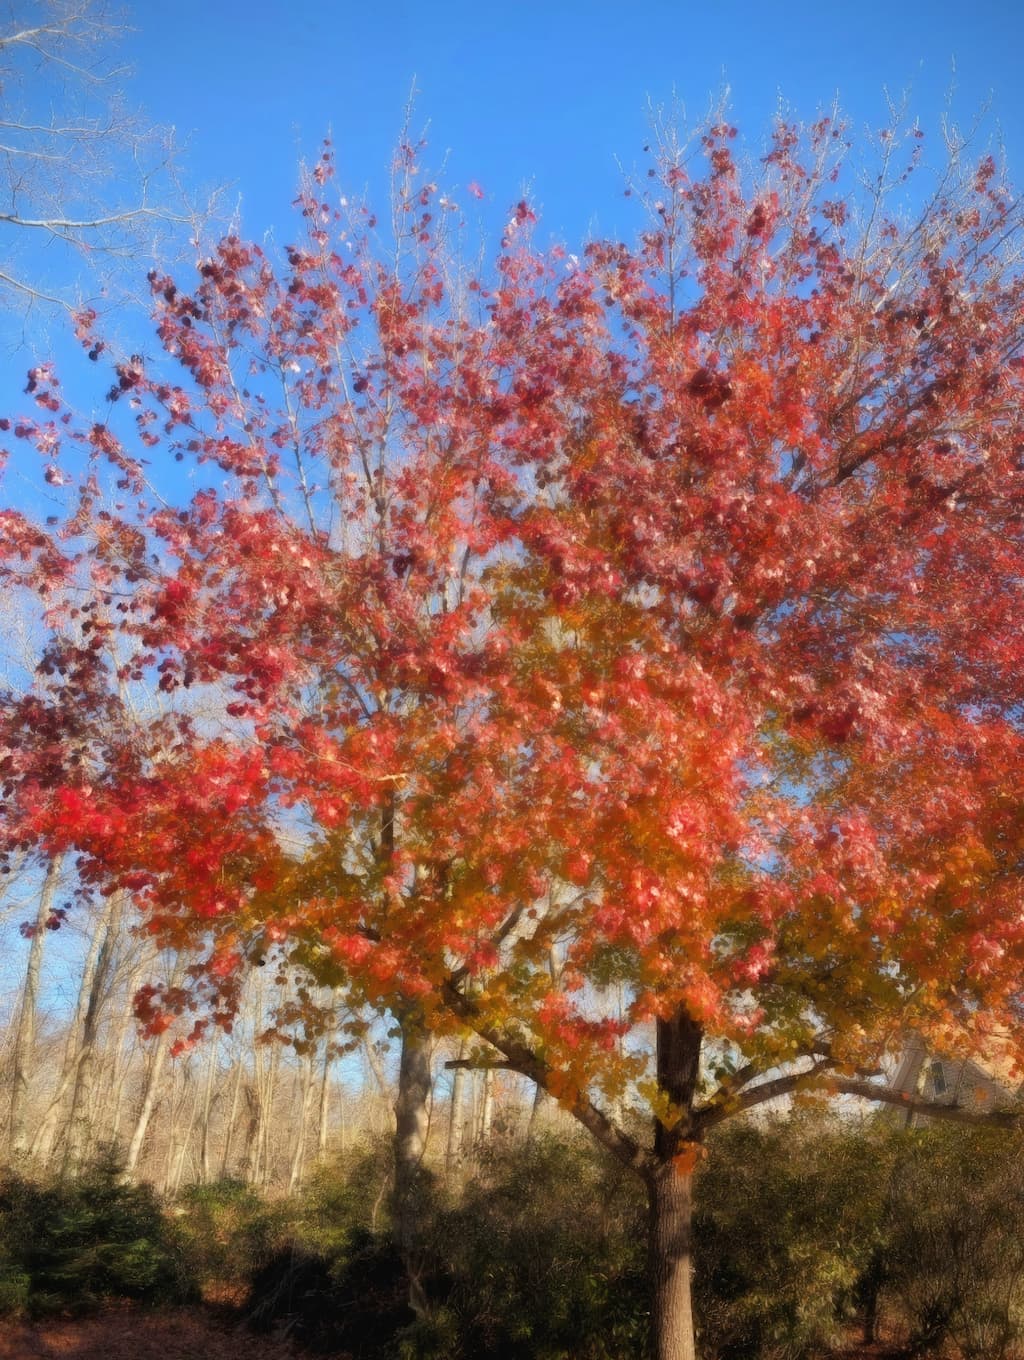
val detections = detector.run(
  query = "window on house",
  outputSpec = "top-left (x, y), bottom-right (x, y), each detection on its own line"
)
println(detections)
top-left (930, 1060), bottom-right (947, 1096)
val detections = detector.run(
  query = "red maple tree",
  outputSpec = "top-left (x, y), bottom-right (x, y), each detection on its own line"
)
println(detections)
top-left (4, 112), bottom-right (1024, 1360)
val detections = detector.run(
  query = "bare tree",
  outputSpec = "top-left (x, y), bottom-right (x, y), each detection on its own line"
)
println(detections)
top-left (0, 0), bottom-right (197, 336)
top-left (7, 854), bottom-right (64, 1158)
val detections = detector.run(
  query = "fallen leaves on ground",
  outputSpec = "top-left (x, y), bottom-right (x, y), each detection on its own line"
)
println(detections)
top-left (0, 1306), bottom-right (311, 1360)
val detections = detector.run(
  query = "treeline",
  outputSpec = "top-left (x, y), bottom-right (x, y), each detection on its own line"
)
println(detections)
top-left (0, 863), bottom-right (543, 1189)
top-left (2, 1117), bottom-right (1023, 1359)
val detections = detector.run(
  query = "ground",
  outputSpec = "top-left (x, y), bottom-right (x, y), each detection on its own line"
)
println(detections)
top-left (0, 1309), bottom-right (912, 1359)
top-left (0, 1306), bottom-right (304, 1360)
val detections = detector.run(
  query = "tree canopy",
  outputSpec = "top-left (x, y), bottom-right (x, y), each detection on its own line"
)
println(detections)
top-left (3, 111), bottom-right (1023, 1360)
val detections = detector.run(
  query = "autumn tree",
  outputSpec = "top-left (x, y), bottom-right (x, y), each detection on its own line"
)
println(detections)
top-left (4, 108), bottom-right (1024, 1360)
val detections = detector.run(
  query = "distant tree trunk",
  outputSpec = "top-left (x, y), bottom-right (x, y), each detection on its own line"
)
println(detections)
top-left (393, 1007), bottom-right (432, 1315)
top-left (105, 981), bottom-right (142, 1146)
top-left (478, 1066), bottom-right (495, 1147)
top-left (198, 1033), bottom-right (219, 1183)
top-left (169, 1059), bottom-right (202, 1195)
top-left (31, 888), bottom-right (113, 1166)
top-left (316, 1041), bottom-right (332, 1161)
top-left (526, 1076), bottom-right (551, 1142)
top-left (242, 1080), bottom-right (261, 1185)
top-left (257, 1041), bottom-right (280, 1188)
top-left (124, 956), bottom-right (185, 1177)
top-left (62, 892), bottom-right (125, 1176)
top-left (8, 855), bottom-right (63, 1160)
top-left (219, 1059), bottom-right (244, 1179)
top-left (445, 1039), bottom-right (467, 1175)
top-left (288, 1051), bottom-right (315, 1193)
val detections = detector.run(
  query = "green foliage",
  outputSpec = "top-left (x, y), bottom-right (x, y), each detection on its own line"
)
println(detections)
top-left (694, 1114), bottom-right (885, 1360)
top-left (172, 1178), bottom-right (288, 1292)
top-left (880, 1124), bottom-right (1024, 1360)
top-left (242, 1133), bottom-right (646, 1359)
top-left (0, 1150), bottom-right (196, 1317)
top-left (427, 1134), bottom-right (647, 1360)
top-left (292, 1138), bottom-right (397, 1258)
top-left (6, 1118), bottom-right (1024, 1359)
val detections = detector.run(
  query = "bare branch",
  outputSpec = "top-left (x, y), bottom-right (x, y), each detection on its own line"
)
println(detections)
top-left (440, 979), bottom-right (652, 1177)
top-left (833, 1077), bottom-right (1022, 1129)
top-left (697, 1062), bottom-right (835, 1133)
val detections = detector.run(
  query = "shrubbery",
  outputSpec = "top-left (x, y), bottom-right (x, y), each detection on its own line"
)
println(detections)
top-left (3, 1118), bottom-right (1024, 1359)
top-left (0, 1149), bottom-right (196, 1317)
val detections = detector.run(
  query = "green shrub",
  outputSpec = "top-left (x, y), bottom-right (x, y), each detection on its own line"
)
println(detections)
top-left (0, 1150), bottom-right (196, 1317)
top-left (173, 1178), bottom-right (287, 1293)
top-left (292, 1137), bottom-right (397, 1259)
top-left (430, 1133), bottom-right (647, 1360)
top-left (693, 1114), bottom-right (887, 1360)
top-left (879, 1124), bottom-right (1024, 1360)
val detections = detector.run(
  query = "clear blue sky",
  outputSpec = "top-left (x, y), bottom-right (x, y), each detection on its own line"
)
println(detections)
top-left (127, 0), bottom-right (1024, 250)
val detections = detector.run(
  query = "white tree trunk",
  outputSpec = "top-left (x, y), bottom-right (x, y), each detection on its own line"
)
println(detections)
top-left (8, 855), bottom-right (63, 1160)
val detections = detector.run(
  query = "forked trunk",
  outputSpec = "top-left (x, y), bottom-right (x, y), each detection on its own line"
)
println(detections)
top-left (648, 1165), bottom-right (698, 1360)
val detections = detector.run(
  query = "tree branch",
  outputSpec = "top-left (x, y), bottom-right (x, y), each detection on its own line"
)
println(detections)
top-left (832, 1077), bottom-right (1021, 1128)
top-left (440, 979), bottom-right (652, 1178)
top-left (697, 1062), bottom-right (835, 1133)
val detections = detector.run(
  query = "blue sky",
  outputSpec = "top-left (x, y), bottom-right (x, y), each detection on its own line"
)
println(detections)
top-left (124, 0), bottom-right (1024, 251)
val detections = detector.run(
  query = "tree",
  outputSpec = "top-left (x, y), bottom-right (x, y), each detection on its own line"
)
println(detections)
top-left (0, 0), bottom-right (191, 336)
top-left (5, 109), bottom-right (1024, 1360)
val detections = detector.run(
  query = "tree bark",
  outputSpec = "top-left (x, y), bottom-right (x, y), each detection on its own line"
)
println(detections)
top-left (477, 1065), bottom-right (494, 1148)
top-left (288, 1051), bottom-right (315, 1193)
top-left (393, 1008), bottom-right (432, 1315)
top-left (62, 891), bottom-right (125, 1176)
top-left (648, 1007), bottom-right (703, 1360)
top-left (31, 889), bottom-right (119, 1166)
top-left (8, 855), bottom-right (63, 1159)
top-left (650, 1164), bottom-right (701, 1360)
top-left (648, 1166), bottom-right (698, 1360)
top-left (198, 1032), bottom-right (219, 1184)
top-left (316, 1040), bottom-right (332, 1161)
top-left (219, 1058), bottom-right (244, 1179)
top-left (445, 1039), bottom-right (467, 1175)
top-left (124, 955), bottom-right (185, 1177)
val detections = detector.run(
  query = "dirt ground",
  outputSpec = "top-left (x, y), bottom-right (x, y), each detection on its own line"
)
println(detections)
top-left (0, 1309), bottom-right (908, 1360)
top-left (0, 1306), bottom-right (306, 1360)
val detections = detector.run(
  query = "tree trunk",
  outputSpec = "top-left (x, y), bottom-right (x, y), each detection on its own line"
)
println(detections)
top-left (648, 1166), bottom-right (698, 1360)
top-left (198, 1033), bottom-right (219, 1184)
top-left (31, 890), bottom-right (120, 1167)
top-left (477, 1065), bottom-right (494, 1147)
top-left (526, 1077), bottom-right (552, 1141)
top-left (242, 1080), bottom-right (262, 1185)
top-left (169, 1060), bottom-right (201, 1195)
top-left (648, 1007), bottom-right (703, 1360)
top-left (288, 1051), bottom-right (315, 1193)
top-left (124, 955), bottom-right (186, 1177)
top-left (62, 892), bottom-right (124, 1176)
top-left (9, 855), bottom-right (63, 1160)
top-left (316, 1040), bottom-right (332, 1161)
top-left (393, 1009), bottom-right (432, 1315)
top-left (445, 1040), bottom-right (467, 1175)
top-left (258, 1041), bottom-right (280, 1188)
top-left (219, 1059), bottom-right (244, 1178)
